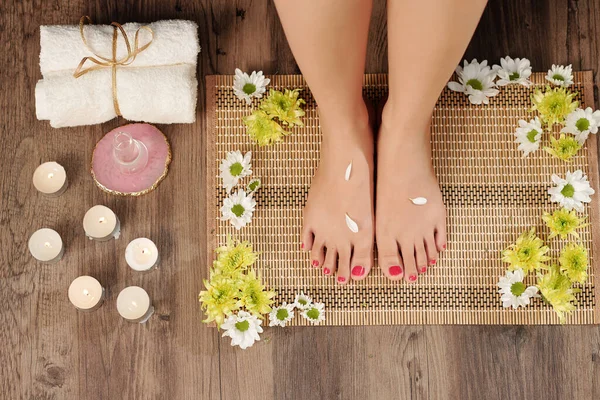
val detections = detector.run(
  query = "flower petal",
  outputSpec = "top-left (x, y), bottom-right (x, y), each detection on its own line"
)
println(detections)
top-left (345, 213), bottom-right (359, 233)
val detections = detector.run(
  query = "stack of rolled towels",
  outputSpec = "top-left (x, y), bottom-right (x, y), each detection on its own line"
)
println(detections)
top-left (36, 20), bottom-right (200, 128)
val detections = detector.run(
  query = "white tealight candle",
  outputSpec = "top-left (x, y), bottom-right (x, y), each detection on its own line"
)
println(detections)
top-left (125, 238), bottom-right (159, 271)
top-left (68, 276), bottom-right (105, 311)
top-left (33, 162), bottom-right (68, 196)
top-left (83, 205), bottom-right (121, 241)
top-left (28, 228), bottom-right (64, 263)
top-left (116, 286), bottom-right (154, 323)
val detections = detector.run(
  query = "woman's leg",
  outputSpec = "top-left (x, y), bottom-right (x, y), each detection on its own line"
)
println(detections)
top-left (376, 0), bottom-right (487, 282)
top-left (274, 0), bottom-right (375, 284)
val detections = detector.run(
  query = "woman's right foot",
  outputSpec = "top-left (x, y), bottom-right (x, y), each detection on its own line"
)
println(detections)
top-left (301, 102), bottom-right (375, 284)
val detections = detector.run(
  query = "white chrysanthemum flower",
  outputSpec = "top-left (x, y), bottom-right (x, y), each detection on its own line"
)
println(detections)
top-left (560, 107), bottom-right (600, 144)
top-left (220, 190), bottom-right (256, 230)
top-left (268, 302), bottom-right (295, 327)
top-left (293, 292), bottom-right (312, 310)
top-left (233, 68), bottom-right (270, 105)
top-left (548, 170), bottom-right (595, 212)
top-left (492, 56), bottom-right (532, 87)
top-left (219, 150), bottom-right (252, 193)
top-left (514, 117), bottom-right (543, 157)
top-left (301, 302), bottom-right (325, 324)
top-left (221, 311), bottom-right (263, 350)
top-left (447, 59), bottom-right (499, 105)
top-left (497, 269), bottom-right (540, 309)
top-left (545, 64), bottom-right (574, 87)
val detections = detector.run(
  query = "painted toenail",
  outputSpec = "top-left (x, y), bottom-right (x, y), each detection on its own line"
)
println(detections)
top-left (429, 259), bottom-right (436, 265)
top-left (409, 274), bottom-right (417, 282)
top-left (301, 243), bottom-right (305, 249)
top-left (442, 244), bottom-right (447, 250)
top-left (420, 266), bottom-right (427, 273)
top-left (312, 260), bottom-right (319, 267)
top-left (337, 276), bottom-right (346, 283)
top-left (389, 265), bottom-right (402, 276)
top-left (352, 266), bottom-right (365, 276)
top-left (323, 267), bottom-right (331, 275)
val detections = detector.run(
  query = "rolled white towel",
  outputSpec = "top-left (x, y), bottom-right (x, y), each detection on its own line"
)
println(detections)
top-left (40, 20), bottom-right (199, 74)
top-left (36, 64), bottom-right (197, 128)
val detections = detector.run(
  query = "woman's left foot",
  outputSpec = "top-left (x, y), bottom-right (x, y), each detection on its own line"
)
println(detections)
top-left (375, 103), bottom-right (447, 282)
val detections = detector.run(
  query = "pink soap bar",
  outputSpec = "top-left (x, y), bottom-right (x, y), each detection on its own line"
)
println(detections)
top-left (91, 123), bottom-right (171, 196)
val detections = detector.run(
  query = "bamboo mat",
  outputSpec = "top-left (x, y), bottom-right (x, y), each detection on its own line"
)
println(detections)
top-left (205, 72), bottom-right (600, 325)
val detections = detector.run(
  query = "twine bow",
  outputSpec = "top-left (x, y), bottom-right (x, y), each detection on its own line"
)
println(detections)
top-left (73, 16), bottom-right (154, 116)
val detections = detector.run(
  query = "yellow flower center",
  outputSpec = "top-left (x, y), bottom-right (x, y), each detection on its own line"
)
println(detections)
top-left (276, 308), bottom-right (289, 321)
top-left (509, 72), bottom-right (520, 81)
top-left (235, 320), bottom-right (250, 332)
top-left (561, 183), bottom-right (575, 198)
top-left (231, 204), bottom-right (245, 217)
top-left (466, 79), bottom-right (483, 91)
top-left (552, 74), bottom-right (565, 81)
top-left (248, 180), bottom-right (260, 192)
top-left (298, 298), bottom-right (307, 305)
top-left (575, 117), bottom-right (590, 132)
top-left (306, 308), bottom-right (319, 320)
top-left (510, 281), bottom-right (526, 296)
top-left (229, 162), bottom-right (243, 177)
top-left (243, 83), bottom-right (257, 95)
top-left (526, 129), bottom-right (538, 143)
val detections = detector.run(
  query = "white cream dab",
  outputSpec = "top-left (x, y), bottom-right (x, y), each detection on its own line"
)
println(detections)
top-left (345, 161), bottom-right (352, 181)
top-left (410, 197), bottom-right (428, 205)
top-left (345, 213), bottom-right (359, 233)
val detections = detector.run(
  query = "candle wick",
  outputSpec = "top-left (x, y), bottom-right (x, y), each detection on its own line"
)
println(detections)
top-left (98, 217), bottom-right (106, 224)
top-left (141, 248), bottom-right (149, 255)
top-left (47, 173), bottom-right (54, 179)
top-left (44, 242), bottom-right (51, 248)
top-left (83, 289), bottom-right (90, 296)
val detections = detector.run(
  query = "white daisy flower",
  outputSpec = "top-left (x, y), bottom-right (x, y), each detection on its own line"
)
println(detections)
top-left (497, 269), bottom-right (540, 309)
top-left (545, 64), bottom-right (574, 87)
top-left (293, 292), bottom-right (312, 310)
top-left (221, 311), bottom-right (263, 350)
top-left (268, 302), bottom-right (295, 327)
top-left (219, 150), bottom-right (252, 193)
top-left (561, 107), bottom-right (600, 144)
top-left (447, 59), bottom-right (499, 105)
top-left (492, 56), bottom-right (532, 87)
top-left (301, 302), bottom-right (325, 324)
top-left (233, 68), bottom-right (270, 105)
top-left (548, 170), bottom-right (595, 212)
top-left (220, 189), bottom-right (256, 230)
top-left (514, 117), bottom-right (543, 157)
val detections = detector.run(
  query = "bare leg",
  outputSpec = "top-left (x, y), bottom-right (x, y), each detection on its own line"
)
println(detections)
top-left (377, 0), bottom-right (487, 282)
top-left (275, 0), bottom-right (375, 284)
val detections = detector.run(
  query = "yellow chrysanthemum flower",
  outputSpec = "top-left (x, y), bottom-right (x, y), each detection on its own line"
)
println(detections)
top-left (531, 86), bottom-right (578, 129)
top-left (213, 236), bottom-right (258, 277)
top-left (239, 269), bottom-right (275, 317)
top-left (536, 265), bottom-right (579, 323)
top-left (542, 208), bottom-right (587, 239)
top-left (544, 134), bottom-right (582, 162)
top-left (559, 243), bottom-right (589, 284)
top-left (260, 89), bottom-right (306, 127)
top-left (502, 227), bottom-right (550, 274)
top-left (243, 110), bottom-right (288, 146)
top-left (199, 276), bottom-right (242, 327)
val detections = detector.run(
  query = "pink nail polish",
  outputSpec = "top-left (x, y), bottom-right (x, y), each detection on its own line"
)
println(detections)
top-left (409, 274), bottom-right (417, 282)
top-left (323, 267), bottom-right (331, 275)
top-left (420, 266), bottom-right (427, 273)
top-left (352, 266), bottom-right (365, 276)
top-left (312, 260), bottom-right (319, 267)
top-left (429, 259), bottom-right (437, 265)
top-left (337, 276), bottom-right (346, 283)
top-left (389, 265), bottom-right (402, 276)
top-left (442, 244), bottom-right (447, 250)
top-left (301, 243), bottom-right (305, 249)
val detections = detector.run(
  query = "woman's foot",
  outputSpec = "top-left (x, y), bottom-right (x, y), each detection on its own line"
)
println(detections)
top-left (302, 102), bottom-right (375, 284)
top-left (375, 103), bottom-right (447, 283)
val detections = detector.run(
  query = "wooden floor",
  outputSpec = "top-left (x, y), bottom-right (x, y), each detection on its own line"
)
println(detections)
top-left (1, 0), bottom-right (599, 399)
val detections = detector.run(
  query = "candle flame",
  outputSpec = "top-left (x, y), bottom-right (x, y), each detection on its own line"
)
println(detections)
top-left (47, 173), bottom-right (54, 179)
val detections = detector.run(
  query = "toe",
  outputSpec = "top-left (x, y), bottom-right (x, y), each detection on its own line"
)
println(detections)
top-left (322, 247), bottom-right (337, 277)
top-left (414, 241), bottom-right (428, 275)
top-left (435, 223), bottom-right (447, 253)
top-left (310, 241), bottom-right (325, 268)
top-left (350, 243), bottom-right (373, 281)
top-left (424, 236), bottom-right (439, 267)
top-left (377, 239), bottom-right (404, 281)
top-left (336, 246), bottom-right (351, 285)
top-left (400, 241), bottom-right (418, 283)
top-left (301, 227), bottom-right (314, 251)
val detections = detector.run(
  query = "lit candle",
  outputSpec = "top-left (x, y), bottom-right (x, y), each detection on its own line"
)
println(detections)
top-left (32, 162), bottom-right (68, 196)
top-left (125, 238), bottom-right (159, 271)
top-left (28, 228), bottom-right (64, 263)
top-left (68, 276), bottom-right (105, 311)
top-left (116, 286), bottom-right (154, 323)
top-left (83, 205), bottom-right (120, 241)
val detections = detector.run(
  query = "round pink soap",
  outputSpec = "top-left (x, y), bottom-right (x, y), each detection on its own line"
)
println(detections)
top-left (91, 123), bottom-right (171, 196)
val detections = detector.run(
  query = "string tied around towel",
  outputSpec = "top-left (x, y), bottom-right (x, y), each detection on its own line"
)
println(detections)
top-left (73, 16), bottom-right (154, 116)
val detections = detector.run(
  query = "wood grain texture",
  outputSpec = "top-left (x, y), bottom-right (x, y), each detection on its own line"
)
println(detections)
top-left (0, 0), bottom-right (599, 399)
